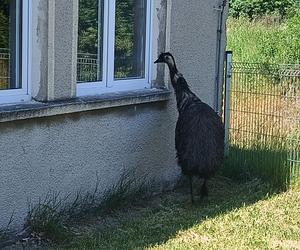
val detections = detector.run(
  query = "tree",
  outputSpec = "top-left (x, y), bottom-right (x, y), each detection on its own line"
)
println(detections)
top-left (78, 0), bottom-right (98, 54)
top-left (229, 0), bottom-right (298, 19)
top-left (0, 0), bottom-right (9, 48)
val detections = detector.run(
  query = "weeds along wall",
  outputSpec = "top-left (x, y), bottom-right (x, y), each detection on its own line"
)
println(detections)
top-left (0, 0), bottom-right (228, 230)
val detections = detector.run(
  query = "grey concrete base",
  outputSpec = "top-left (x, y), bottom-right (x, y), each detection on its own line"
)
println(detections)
top-left (0, 89), bottom-right (171, 123)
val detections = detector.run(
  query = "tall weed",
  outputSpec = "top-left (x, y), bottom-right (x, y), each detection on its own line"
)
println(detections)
top-left (227, 10), bottom-right (300, 64)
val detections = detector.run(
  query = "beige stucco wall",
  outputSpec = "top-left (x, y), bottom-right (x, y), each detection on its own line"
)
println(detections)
top-left (0, 103), bottom-right (179, 229)
top-left (169, 0), bottom-right (228, 107)
top-left (0, 0), bottom-right (227, 229)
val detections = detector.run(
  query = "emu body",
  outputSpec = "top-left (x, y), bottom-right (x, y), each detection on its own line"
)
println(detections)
top-left (155, 52), bottom-right (224, 202)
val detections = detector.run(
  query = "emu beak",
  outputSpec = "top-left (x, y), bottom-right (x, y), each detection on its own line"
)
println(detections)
top-left (154, 58), bottom-right (162, 64)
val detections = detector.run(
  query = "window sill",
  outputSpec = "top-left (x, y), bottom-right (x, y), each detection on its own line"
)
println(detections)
top-left (0, 88), bottom-right (172, 123)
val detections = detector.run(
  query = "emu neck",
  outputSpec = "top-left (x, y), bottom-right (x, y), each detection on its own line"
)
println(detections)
top-left (166, 62), bottom-right (181, 90)
top-left (166, 61), bottom-right (178, 82)
top-left (166, 62), bottom-right (197, 111)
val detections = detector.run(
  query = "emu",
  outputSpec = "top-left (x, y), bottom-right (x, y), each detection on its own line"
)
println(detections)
top-left (154, 52), bottom-right (224, 203)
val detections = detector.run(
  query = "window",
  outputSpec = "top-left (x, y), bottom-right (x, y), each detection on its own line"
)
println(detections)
top-left (77, 0), bottom-right (151, 96)
top-left (0, 0), bottom-right (30, 104)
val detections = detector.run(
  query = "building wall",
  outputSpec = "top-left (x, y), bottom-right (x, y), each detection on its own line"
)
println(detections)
top-left (0, 0), bottom-right (227, 229)
top-left (170, 0), bottom-right (228, 108)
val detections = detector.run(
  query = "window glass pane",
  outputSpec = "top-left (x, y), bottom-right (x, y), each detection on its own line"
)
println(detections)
top-left (77, 0), bottom-right (103, 83)
top-left (114, 0), bottom-right (147, 80)
top-left (0, 0), bottom-right (22, 90)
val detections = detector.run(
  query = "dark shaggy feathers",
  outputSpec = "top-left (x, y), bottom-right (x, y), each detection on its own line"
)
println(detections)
top-left (175, 96), bottom-right (224, 178)
top-left (155, 52), bottom-right (225, 202)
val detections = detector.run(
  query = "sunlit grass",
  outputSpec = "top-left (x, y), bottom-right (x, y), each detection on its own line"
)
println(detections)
top-left (64, 178), bottom-right (300, 250)
top-left (149, 188), bottom-right (300, 250)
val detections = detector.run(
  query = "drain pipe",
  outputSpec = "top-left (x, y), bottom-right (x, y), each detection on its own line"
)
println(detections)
top-left (214, 0), bottom-right (227, 115)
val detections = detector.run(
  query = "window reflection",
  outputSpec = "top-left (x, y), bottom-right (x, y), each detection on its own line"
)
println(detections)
top-left (77, 0), bottom-right (103, 83)
top-left (0, 0), bottom-right (22, 90)
top-left (114, 0), bottom-right (147, 80)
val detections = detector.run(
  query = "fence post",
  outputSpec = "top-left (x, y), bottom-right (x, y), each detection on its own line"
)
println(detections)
top-left (224, 51), bottom-right (233, 157)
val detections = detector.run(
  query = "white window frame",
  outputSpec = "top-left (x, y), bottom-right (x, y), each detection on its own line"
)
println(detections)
top-left (77, 0), bottom-right (153, 97)
top-left (0, 0), bottom-right (31, 105)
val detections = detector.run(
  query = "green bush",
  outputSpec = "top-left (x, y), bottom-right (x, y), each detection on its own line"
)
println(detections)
top-left (227, 9), bottom-right (300, 64)
top-left (0, 0), bottom-right (9, 48)
top-left (229, 0), bottom-right (298, 19)
top-left (284, 10), bottom-right (300, 63)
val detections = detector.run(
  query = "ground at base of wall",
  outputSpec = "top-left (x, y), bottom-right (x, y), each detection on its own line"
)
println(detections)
top-left (3, 177), bottom-right (300, 250)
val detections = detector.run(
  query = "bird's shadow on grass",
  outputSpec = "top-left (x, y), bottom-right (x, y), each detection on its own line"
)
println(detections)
top-left (69, 176), bottom-right (280, 250)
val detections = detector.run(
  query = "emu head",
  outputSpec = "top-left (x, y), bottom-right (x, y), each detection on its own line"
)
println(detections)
top-left (154, 52), bottom-right (177, 71)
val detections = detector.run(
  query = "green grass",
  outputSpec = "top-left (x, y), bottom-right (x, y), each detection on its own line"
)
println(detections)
top-left (60, 178), bottom-right (300, 250)
top-left (24, 171), bottom-right (151, 244)
top-left (223, 142), bottom-right (299, 189)
top-left (227, 13), bottom-right (300, 64)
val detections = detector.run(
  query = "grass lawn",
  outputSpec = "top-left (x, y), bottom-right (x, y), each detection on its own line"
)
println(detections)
top-left (61, 177), bottom-right (300, 250)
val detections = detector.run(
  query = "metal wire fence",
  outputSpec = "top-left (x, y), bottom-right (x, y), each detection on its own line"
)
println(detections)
top-left (0, 50), bottom-right (138, 85)
top-left (0, 50), bottom-right (103, 86)
top-left (224, 53), bottom-right (300, 188)
top-left (77, 53), bottom-right (99, 83)
top-left (76, 52), bottom-right (138, 82)
top-left (0, 48), bottom-right (10, 89)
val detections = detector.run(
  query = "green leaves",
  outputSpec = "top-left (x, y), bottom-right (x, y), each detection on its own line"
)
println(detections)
top-left (78, 0), bottom-right (135, 55)
top-left (227, 7), bottom-right (300, 64)
top-left (229, 0), bottom-right (298, 19)
top-left (284, 10), bottom-right (300, 63)
top-left (78, 0), bottom-right (99, 54)
top-left (0, 1), bottom-right (9, 48)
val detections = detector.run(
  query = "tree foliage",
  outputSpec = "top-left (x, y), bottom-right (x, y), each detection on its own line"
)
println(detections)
top-left (78, 0), bottom-right (140, 78)
top-left (0, 0), bottom-right (9, 48)
top-left (229, 0), bottom-right (299, 19)
top-left (227, 7), bottom-right (300, 64)
top-left (78, 0), bottom-right (135, 55)
top-left (285, 9), bottom-right (300, 63)
top-left (115, 0), bottom-right (134, 56)
top-left (78, 0), bottom-right (98, 54)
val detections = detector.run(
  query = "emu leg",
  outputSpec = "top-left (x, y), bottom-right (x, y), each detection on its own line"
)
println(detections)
top-left (200, 179), bottom-right (208, 199)
top-left (189, 175), bottom-right (194, 204)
